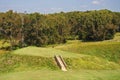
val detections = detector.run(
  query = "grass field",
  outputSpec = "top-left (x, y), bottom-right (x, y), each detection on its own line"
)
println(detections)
top-left (0, 69), bottom-right (120, 80)
top-left (12, 46), bottom-right (84, 58)
top-left (0, 33), bottom-right (120, 80)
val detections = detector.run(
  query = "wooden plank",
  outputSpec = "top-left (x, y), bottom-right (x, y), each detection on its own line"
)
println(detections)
top-left (54, 55), bottom-right (67, 71)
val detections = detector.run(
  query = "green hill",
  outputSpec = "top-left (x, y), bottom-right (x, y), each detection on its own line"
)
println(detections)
top-left (12, 46), bottom-right (83, 58)
top-left (55, 40), bottom-right (120, 63)
top-left (0, 39), bottom-right (119, 74)
top-left (0, 33), bottom-right (120, 80)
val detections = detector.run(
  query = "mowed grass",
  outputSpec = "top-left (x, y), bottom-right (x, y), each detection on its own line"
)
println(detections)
top-left (12, 46), bottom-right (84, 58)
top-left (0, 69), bottom-right (120, 80)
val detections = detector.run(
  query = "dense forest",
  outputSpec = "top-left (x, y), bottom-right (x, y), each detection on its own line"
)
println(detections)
top-left (0, 9), bottom-right (120, 48)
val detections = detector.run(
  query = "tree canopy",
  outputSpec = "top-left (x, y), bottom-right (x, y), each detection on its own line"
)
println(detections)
top-left (0, 9), bottom-right (120, 48)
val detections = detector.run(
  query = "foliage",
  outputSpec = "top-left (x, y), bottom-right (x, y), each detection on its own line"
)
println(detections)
top-left (73, 10), bottom-right (118, 41)
top-left (0, 10), bottom-right (120, 48)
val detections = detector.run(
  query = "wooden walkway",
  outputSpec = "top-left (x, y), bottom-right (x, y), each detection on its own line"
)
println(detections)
top-left (54, 55), bottom-right (67, 71)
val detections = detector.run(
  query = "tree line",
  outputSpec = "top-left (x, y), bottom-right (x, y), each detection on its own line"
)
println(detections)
top-left (0, 9), bottom-right (120, 48)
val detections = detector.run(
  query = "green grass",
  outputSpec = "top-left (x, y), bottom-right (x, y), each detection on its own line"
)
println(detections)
top-left (12, 46), bottom-right (84, 58)
top-left (112, 33), bottom-right (120, 42)
top-left (9, 33), bottom-right (120, 70)
top-left (65, 57), bottom-right (120, 70)
top-left (0, 53), bottom-right (58, 74)
top-left (55, 41), bottom-right (120, 63)
top-left (0, 53), bottom-right (119, 74)
top-left (0, 69), bottom-right (120, 80)
top-left (0, 33), bottom-right (120, 80)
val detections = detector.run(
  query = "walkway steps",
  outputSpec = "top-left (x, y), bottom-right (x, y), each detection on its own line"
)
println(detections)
top-left (54, 55), bottom-right (67, 71)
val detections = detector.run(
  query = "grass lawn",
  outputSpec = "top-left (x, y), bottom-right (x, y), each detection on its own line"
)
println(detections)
top-left (12, 46), bottom-right (84, 58)
top-left (0, 69), bottom-right (120, 80)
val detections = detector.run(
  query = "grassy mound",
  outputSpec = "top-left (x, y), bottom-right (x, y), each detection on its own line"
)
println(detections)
top-left (12, 46), bottom-right (83, 58)
top-left (55, 33), bottom-right (120, 63)
top-left (0, 33), bottom-right (120, 79)
top-left (65, 56), bottom-right (120, 70)
top-left (55, 41), bottom-right (120, 63)
top-left (0, 51), bottom-right (119, 74)
top-left (0, 53), bottom-right (58, 74)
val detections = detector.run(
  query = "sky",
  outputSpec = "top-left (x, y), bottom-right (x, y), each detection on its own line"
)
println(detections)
top-left (0, 0), bottom-right (120, 13)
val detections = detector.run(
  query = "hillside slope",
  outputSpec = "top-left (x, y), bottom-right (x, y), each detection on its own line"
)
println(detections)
top-left (55, 41), bottom-right (120, 63)
top-left (0, 33), bottom-right (120, 80)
